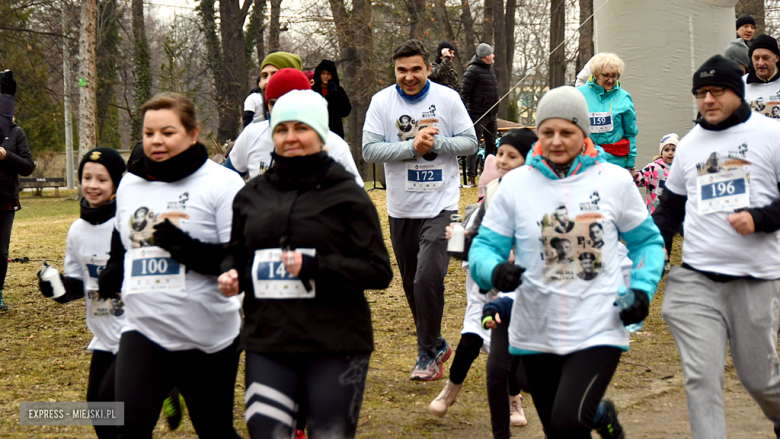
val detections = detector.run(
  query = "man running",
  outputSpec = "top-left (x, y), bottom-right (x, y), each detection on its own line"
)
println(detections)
top-left (743, 35), bottom-right (780, 118)
top-left (363, 39), bottom-right (478, 380)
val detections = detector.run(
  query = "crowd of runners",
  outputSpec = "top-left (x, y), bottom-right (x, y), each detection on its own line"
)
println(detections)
top-left (18, 11), bottom-right (780, 439)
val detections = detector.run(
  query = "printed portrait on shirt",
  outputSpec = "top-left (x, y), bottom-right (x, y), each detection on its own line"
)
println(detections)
top-left (541, 209), bottom-right (604, 282)
top-left (396, 115), bottom-right (439, 142)
top-left (128, 207), bottom-right (187, 249)
top-left (749, 95), bottom-right (780, 119)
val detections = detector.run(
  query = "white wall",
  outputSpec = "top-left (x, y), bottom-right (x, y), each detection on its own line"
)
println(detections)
top-left (594, 0), bottom-right (737, 169)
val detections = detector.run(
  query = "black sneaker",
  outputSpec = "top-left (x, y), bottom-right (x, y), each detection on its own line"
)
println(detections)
top-left (594, 399), bottom-right (625, 439)
top-left (162, 388), bottom-right (184, 431)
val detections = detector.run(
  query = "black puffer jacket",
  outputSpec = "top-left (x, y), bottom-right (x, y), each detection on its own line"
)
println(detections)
top-left (460, 55), bottom-right (499, 117)
top-left (223, 152), bottom-right (392, 354)
top-left (0, 123), bottom-right (34, 202)
top-left (313, 60), bottom-right (352, 138)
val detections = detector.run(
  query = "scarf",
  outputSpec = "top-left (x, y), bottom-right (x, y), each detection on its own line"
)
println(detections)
top-left (395, 80), bottom-right (431, 103)
top-left (265, 151), bottom-right (334, 190)
top-left (80, 198), bottom-right (116, 226)
top-left (128, 143), bottom-right (209, 183)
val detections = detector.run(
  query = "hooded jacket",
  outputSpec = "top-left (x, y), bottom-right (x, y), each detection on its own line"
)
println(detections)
top-left (313, 60), bottom-right (352, 138)
top-left (460, 55), bottom-right (499, 117)
top-left (0, 123), bottom-right (34, 203)
top-left (578, 77), bottom-right (638, 168)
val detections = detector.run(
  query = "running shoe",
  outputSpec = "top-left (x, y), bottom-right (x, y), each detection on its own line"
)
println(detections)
top-left (664, 262), bottom-right (671, 271)
top-left (0, 291), bottom-right (8, 312)
top-left (436, 339), bottom-right (452, 365)
top-left (294, 429), bottom-right (307, 439)
top-left (509, 394), bottom-right (528, 426)
top-left (162, 388), bottom-right (184, 431)
top-left (594, 399), bottom-right (625, 439)
top-left (410, 353), bottom-right (442, 381)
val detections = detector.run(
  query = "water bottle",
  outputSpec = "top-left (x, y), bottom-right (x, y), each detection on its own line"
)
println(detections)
top-left (616, 285), bottom-right (644, 333)
top-left (40, 261), bottom-right (66, 300)
top-left (447, 214), bottom-right (465, 253)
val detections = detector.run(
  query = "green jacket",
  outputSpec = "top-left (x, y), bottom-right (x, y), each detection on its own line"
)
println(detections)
top-left (577, 78), bottom-right (638, 168)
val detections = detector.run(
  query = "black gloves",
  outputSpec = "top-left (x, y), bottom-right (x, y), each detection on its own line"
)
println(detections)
top-left (297, 254), bottom-right (318, 292)
top-left (491, 262), bottom-right (524, 292)
top-left (98, 265), bottom-right (122, 300)
top-left (618, 289), bottom-right (650, 326)
top-left (482, 302), bottom-right (499, 329)
top-left (152, 219), bottom-right (225, 276)
top-left (1, 71), bottom-right (16, 97)
top-left (153, 219), bottom-right (191, 253)
top-left (38, 270), bottom-right (85, 304)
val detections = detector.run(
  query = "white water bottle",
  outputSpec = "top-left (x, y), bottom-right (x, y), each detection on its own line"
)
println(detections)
top-left (40, 261), bottom-right (66, 299)
top-left (447, 214), bottom-right (465, 253)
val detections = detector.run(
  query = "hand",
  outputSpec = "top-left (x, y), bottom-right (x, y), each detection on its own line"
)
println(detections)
top-left (445, 222), bottom-right (469, 240)
top-left (0, 148), bottom-right (7, 160)
top-left (728, 211), bottom-right (755, 236)
top-left (629, 168), bottom-right (637, 180)
top-left (619, 289), bottom-right (650, 325)
top-left (492, 262), bottom-right (524, 292)
top-left (508, 250), bottom-right (515, 263)
top-left (413, 126), bottom-right (439, 155)
top-left (152, 219), bottom-right (191, 252)
top-left (441, 48), bottom-right (454, 59)
top-left (97, 266), bottom-right (121, 300)
top-left (281, 251), bottom-right (303, 277)
top-left (218, 269), bottom-right (240, 297)
top-left (482, 303), bottom-right (502, 329)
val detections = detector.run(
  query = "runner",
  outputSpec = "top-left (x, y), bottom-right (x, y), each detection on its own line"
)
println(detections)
top-left (470, 86), bottom-right (665, 439)
top-left (362, 39), bottom-right (478, 380)
top-left (654, 54), bottom-right (780, 439)
top-left (38, 148), bottom-right (126, 439)
top-left (98, 92), bottom-right (244, 438)
top-left (225, 68), bottom-right (363, 186)
top-left (218, 89), bottom-right (392, 439)
top-left (743, 35), bottom-right (780, 118)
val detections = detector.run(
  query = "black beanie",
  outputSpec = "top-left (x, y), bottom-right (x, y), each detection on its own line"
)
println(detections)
top-left (736, 14), bottom-right (756, 30)
top-left (78, 147), bottom-right (126, 188)
top-left (692, 54), bottom-right (745, 98)
top-left (435, 41), bottom-right (456, 61)
top-left (499, 128), bottom-right (538, 159)
top-left (749, 34), bottom-right (780, 60)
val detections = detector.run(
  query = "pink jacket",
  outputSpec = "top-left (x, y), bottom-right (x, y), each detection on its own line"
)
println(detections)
top-left (634, 158), bottom-right (669, 213)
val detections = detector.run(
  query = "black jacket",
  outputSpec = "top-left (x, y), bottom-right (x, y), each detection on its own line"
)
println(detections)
top-left (223, 152), bottom-right (392, 354)
top-left (313, 60), bottom-right (352, 138)
top-left (460, 55), bottom-right (499, 118)
top-left (0, 123), bottom-right (34, 202)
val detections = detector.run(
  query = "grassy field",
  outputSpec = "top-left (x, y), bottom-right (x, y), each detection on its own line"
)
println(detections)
top-left (0, 187), bottom-right (714, 438)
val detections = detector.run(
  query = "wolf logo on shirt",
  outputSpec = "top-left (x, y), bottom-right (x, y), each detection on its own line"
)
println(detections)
top-left (541, 207), bottom-right (605, 282)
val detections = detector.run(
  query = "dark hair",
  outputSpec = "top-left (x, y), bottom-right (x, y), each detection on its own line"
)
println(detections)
top-left (589, 222), bottom-right (603, 232)
top-left (393, 39), bottom-right (429, 64)
top-left (141, 92), bottom-right (199, 134)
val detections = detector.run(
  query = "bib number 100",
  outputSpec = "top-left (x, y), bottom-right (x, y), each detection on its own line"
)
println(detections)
top-left (132, 257), bottom-right (178, 276)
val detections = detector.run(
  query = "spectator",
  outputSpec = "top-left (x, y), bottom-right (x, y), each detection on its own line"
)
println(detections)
top-left (243, 52), bottom-right (303, 127)
top-left (243, 75), bottom-right (264, 128)
top-left (725, 38), bottom-right (751, 73)
top-left (461, 43), bottom-right (499, 186)
top-left (0, 70), bottom-right (35, 312)
top-left (430, 41), bottom-right (460, 92)
top-left (313, 60), bottom-right (351, 139)
top-left (0, 70), bottom-right (14, 140)
top-left (736, 14), bottom-right (756, 47)
top-left (304, 70), bottom-right (315, 86)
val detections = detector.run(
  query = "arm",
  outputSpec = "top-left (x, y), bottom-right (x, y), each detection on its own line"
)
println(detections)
top-left (449, 202), bottom-right (485, 261)
top-left (430, 58), bottom-right (450, 82)
top-left (651, 189), bottom-right (686, 248)
top-left (98, 228), bottom-right (125, 300)
top-left (460, 67), bottom-right (476, 108)
top-left (0, 94), bottom-right (14, 139)
top-left (621, 217), bottom-right (665, 301)
top-left (622, 95), bottom-right (639, 168)
top-left (633, 163), bottom-right (653, 188)
top-left (361, 130), bottom-right (416, 163)
top-left (431, 127), bottom-right (478, 157)
top-left (243, 111), bottom-right (255, 128)
top-left (747, 183), bottom-right (780, 233)
top-left (222, 156), bottom-right (248, 178)
top-left (469, 226), bottom-right (514, 291)
top-left (334, 86), bottom-right (351, 118)
top-left (54, 230), bottom-right (87, 303)
top-left (4, 128), bottom-right (34, 176)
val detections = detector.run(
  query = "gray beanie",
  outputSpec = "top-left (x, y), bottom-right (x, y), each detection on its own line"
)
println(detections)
top-left (476, 43), bottom-right (494, 59)
top-left (535, 86), bottom-right (590, 136)
top-left (725, 38), bottom-right (750, 69)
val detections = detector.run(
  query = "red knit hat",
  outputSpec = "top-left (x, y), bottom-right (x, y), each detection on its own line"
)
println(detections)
top-left (265, 68), bottom-right (312, 104)
top-left (304, 70), bottom-right (315, 81)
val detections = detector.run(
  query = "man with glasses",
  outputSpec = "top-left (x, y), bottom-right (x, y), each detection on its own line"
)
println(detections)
top-left (654, 54), bottom-right (780, 439)
top-left (744, 35), bottom-right (780, 118)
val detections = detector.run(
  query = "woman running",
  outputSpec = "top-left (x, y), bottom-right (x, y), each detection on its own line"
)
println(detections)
top-left (98, 92), bottom-right (244, 438)
top-left (38, 148), bottom-right (126, 439)
top-left (470, 86), bottom-right (664, 439)
top-left (218, 89), bottom-right (392, 439)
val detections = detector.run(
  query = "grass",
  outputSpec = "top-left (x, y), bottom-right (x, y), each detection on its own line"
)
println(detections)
top-left (0, 188), bottom-right (684, 438)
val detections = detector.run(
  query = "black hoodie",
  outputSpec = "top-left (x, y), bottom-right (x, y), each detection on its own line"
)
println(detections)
top-left (313, 60), bottom-right (352, 138)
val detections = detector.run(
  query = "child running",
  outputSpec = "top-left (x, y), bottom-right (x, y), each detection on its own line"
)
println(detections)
top-left (634, 133), bottom-right (678, 214)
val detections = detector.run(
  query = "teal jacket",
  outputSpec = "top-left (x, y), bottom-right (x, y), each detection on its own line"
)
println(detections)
top-left (577, 77), bottom-right (638, 169)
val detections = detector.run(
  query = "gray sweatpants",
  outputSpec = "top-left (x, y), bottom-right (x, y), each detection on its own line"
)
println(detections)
top-left (389, 210), bottom-right (454, 357)
top-left (662, 266), bottom-right (780, 439)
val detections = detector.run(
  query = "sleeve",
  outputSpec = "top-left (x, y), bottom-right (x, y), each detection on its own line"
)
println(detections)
top-left (447, 91), bottom-right (478, 139)
top-left (314, 189), bottom-right (393, 291)
top-left (228, 129), bottom-right (251, 174)
top-left (575, 62), bottom-right (591, 87)
top-left (622, 94), bottom-right (639, 168)
top-left (361, 130), bottom-right (416, 163)
top-left (469, 181), bottom-right (517, 290)
top-left (634, 162), bottom-right (653, 188)
top-left (328, 136), bottom-right (364, 187)
top-left (56, 226), bottom-right (86, 303)
top-left (243, 95), bottom-right (254, 112)
top-left (748, 183), bottom-right (780, 233)
top-left (4, 128), bottom-right (34, 176)
top-left (243, 111), bottom-right (255, 128)
top-left (617, 175), bottom-right (665, 300)
top-left (98, 228), bottom-right (125, 298)
top-left (431, 127), bottom-right (478, 157)
top-left (221, 199), bottom-right (250, 291)
top-left (460, 67), bottom-right (476, 108)
top-left (334, 86), bottom-right (351, 118)
top-left (652, 151), bottom-right (687, 246)
top-left (0, 94), bottom-right (14, 139)
top-left (430, 59), bottom-right (447, 82)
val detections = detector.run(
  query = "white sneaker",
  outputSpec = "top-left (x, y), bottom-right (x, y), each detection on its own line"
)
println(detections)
top-left (428, 380), bottom-right (462, 417)
top-left (510, 394), bottom-right (528, 426)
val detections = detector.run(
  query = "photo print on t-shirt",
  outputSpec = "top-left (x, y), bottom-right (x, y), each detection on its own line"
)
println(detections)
top-left (695, 151), bottom-right (751, 176)
top-left (128, 207), bottom-right (189, 248)
top-left (396, 115), bottom-right (439, 141)
top-left (749, 95), bottom-right (780, 119)
top-left (540, 206), bottom-right (605, 282)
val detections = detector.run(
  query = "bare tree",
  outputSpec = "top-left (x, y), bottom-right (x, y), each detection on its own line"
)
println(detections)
top-left (549, 0), bottom-right (566, 87)
top-left (252, 0), bottom-right (266, 62)
top-left (406, 0), bottom-right (426, 39)
top-left (576, 0), bottom-right (593, 73)
top-left (269, 0), bottom-right (282, 52)
top-left (78, 0), bottom-right (97, 161)
top-left (460, 0), bottom-right (478, 57)
top-left (131, 0), bottom-right (151, 144)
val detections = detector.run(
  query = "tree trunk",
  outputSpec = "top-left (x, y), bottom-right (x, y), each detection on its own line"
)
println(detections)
top-left (63, 0), bottom-right (75, 189)
top-left (78, 0), bottom-right (97, 162)
top-left (217, 0), bottom-right (248, 143)
top-left (460, 0), bottom-right (477, 58)
top-left (576, 0), bottom-right (594, 73)
top-left (253, 0), bottom-right (266, 63)
top-left (131, 0), bottom-right (151, 144)
top-left (433, 0), bottom-right (464, 77)
top-left (96, 0), bottom-right (121, 149)
top-left (502, 0), bottom-right (516, 119)
top-left (269, 0), bottom-right (282, 52)
top-left (483, 0), bottom-right (494, 46)
top-left (549, 0), bottom-right (566, 87)
top-left (492, 0), bottom-right (506, 118)
top-left (736, 0), bottom-right (765, 35)
top-left (406, 0), bottom-right (426, 39)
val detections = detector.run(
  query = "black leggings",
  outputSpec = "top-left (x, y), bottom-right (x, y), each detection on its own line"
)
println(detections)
top-left (88, 350), bottom-right (117, 439)
top-left (115, 331), bottom-right (241, 439)
top-left (486, 320), bottom-right (529, 439)
top-left (523, 346), bottom-right (622, 439)
top-left (244, 351), bottom-right (370, 439)
top-left (448, 333), bottom-right (483, 385)
top-left (0, 210), bottom-right (14, 290)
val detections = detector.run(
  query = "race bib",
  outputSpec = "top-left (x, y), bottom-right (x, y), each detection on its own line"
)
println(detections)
top-left (405, 162), bottom-right (445, 192)
top-left (697, 167), bottom-right (750, 214)
top-left (589, 111), bottom-right (613, 134)
top-left (84, 256), bottom-right (108, 291)
top-left (251, 248), bottom-right (316, 299)
top-left (126, 247), bottom-right (185, 294)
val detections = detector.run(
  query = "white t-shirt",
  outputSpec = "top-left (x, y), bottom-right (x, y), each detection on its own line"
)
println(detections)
top-left (115, 161), bottom-right (244, 353)
top-left (64, 218), bottom-right (125, 354)
top-left (229, 119), bottom-right (364, 186)
top-left (483, 163), bottom-right (648, 355)
top-left (665, 113), bottom-right (780, 278)
top-left (243, 92), bottom-right (265, 121)
top-left (743, 74), bottom-right (780, 119)
top-left (363, 82), bottom-right (473, 218)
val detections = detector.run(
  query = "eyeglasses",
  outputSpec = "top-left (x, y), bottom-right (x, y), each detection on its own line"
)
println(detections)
top-left (600, 73), bottom-right (620, 80)
top-left (692, 87), bottom-right (726, 99)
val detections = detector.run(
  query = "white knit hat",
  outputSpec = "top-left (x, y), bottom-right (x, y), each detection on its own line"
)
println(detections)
top-left (659, 133), bottom-right (679, 155)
